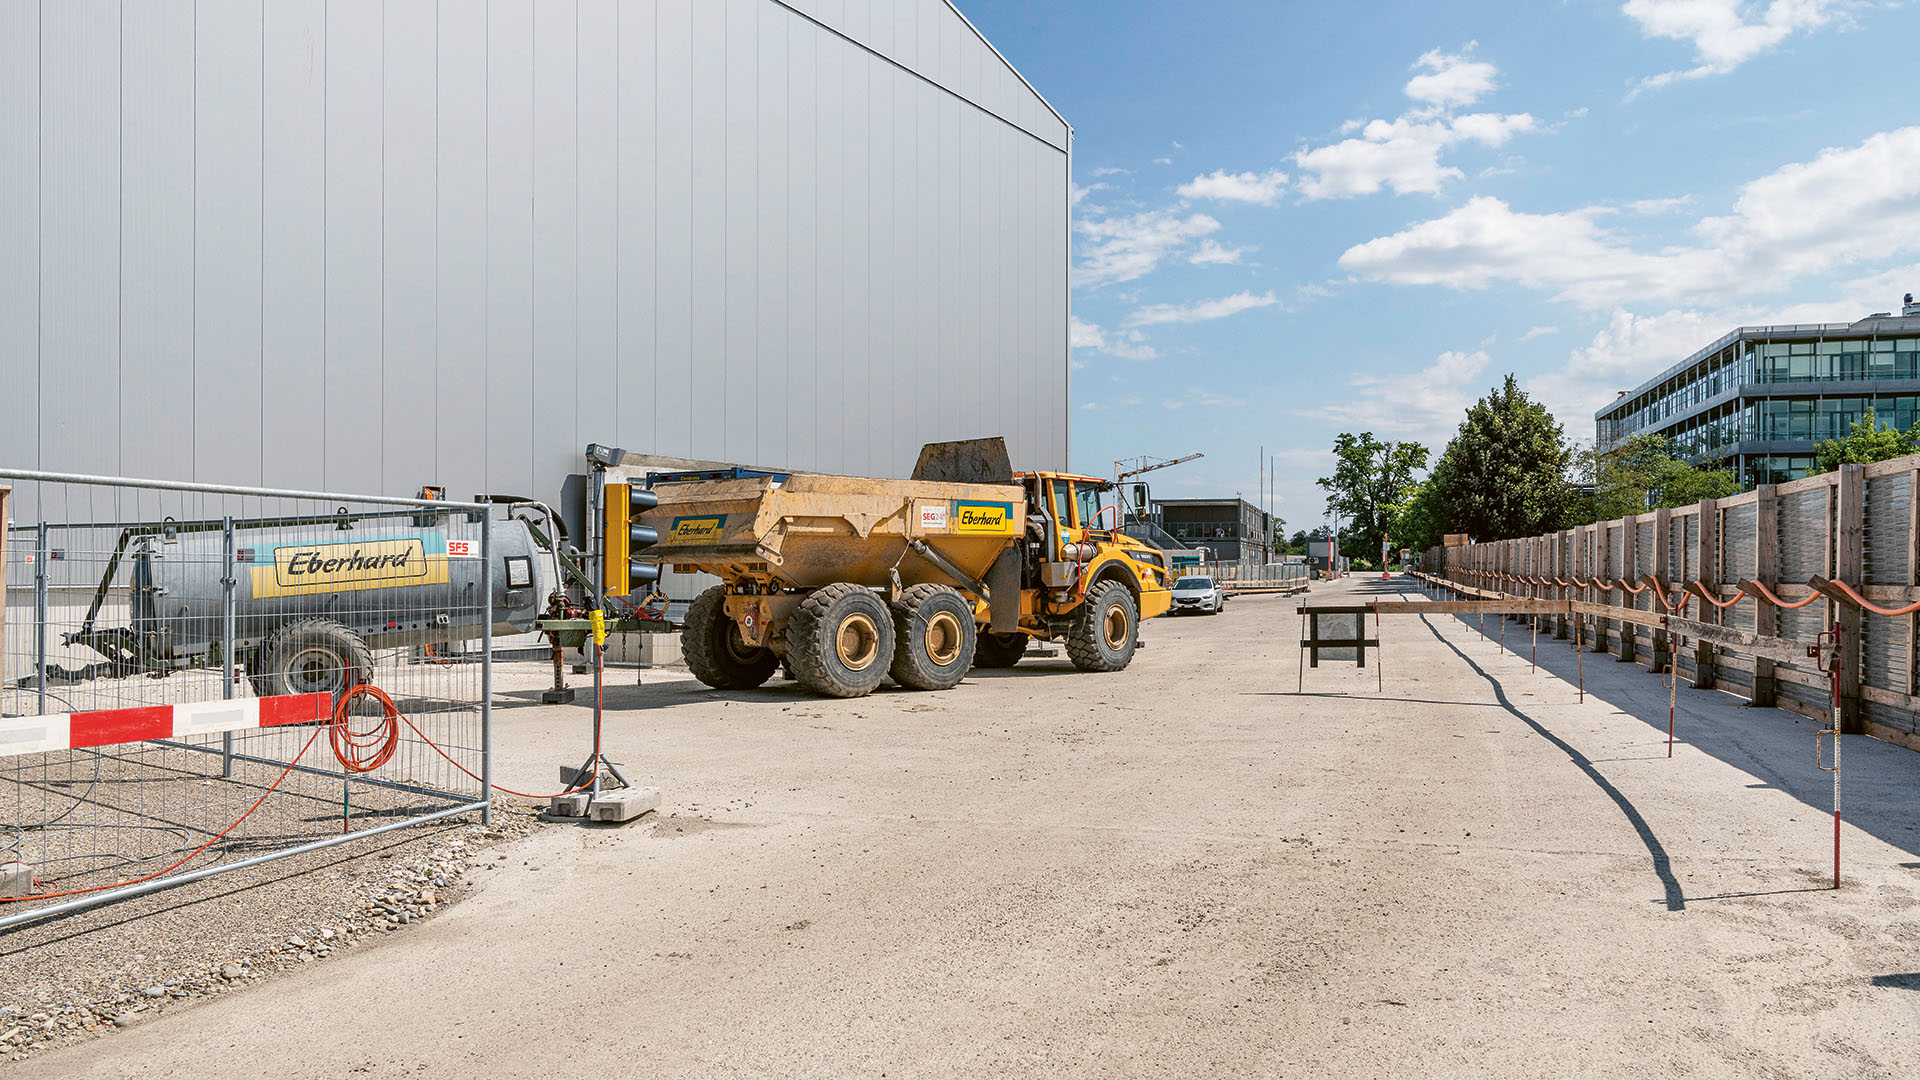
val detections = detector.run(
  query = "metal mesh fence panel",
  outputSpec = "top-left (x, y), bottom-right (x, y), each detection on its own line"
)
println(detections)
top-left (0, 471), bottom-right (495, 928)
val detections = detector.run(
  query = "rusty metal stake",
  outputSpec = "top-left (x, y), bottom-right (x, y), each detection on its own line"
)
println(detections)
top-left (1814, 621), bottom-right (1843, 890)
top-left (1662, 663), bottom-right (1676, 758)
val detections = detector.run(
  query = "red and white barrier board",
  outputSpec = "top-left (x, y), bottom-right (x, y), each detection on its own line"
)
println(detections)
top-left (0, 692), bottom-right (332, 759)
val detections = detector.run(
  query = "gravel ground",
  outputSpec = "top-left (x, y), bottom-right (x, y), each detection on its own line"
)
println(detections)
top-left (15, 579), bottom-right (1920, 1078)
top-left (0, 800), bottom-right (541, 1063)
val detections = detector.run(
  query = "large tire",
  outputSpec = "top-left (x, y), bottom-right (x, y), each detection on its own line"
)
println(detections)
top-left (888, 584), bottom-right (977, 691)
top-left (254, 619), bottom-right (374, 708)
top-left (973, 632), bottom-right (1029, 668)
top-left (1066, 580), bottom-right (1139, 673)
top-left (681, 585), bottom-right (780, 690)
top-left (787, 583), bottom-right (896, 698)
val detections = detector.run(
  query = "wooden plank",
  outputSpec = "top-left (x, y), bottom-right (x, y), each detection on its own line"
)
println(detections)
top-left (1664, 614), bottom-right (1806, 667)
top-left (1693, 498), bottom-right (1718, 689)
top-left (1753, 483), bottom-right (1778, 707)
top-left (1619, 514), bottom-right (1637, 663)
top-left (1652, 507), bottom-right (1671, 670)
top-left (1862, 683), bottom-right (1920, 712)
top-left (1777, 696), bottom-right (1828, 723)
top-left (1713, 678), bottom-right (1756, 700)
top-left (1372, 600), bottom-right (1572, 616)
top-left (1864, 719), bottom-right (1920, 755)
top-left (1837, 464), bottom-right (1864, 733)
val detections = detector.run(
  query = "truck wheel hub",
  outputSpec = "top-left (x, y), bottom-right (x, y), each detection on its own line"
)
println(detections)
top-left (924, 611), bottom-right (964, 666)
top-left (1102, 606), bottom-right (1128, 649)
top-left (836, 613), bottom-right (881, 671)
top-left (285, 647), bottom-right (343, 692)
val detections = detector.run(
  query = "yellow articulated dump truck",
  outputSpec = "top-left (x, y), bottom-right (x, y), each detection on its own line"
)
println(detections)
top-left (629, 439), bottom-right (1174, 698)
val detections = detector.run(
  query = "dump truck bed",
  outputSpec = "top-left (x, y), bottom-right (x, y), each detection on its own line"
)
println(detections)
top-left (638, 471), bottom-right (1027, 591)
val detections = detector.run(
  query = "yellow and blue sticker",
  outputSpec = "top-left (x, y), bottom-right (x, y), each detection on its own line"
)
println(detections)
top-left (952, 501), bottom-right (1016, 535)
top-left (666, 514), bottom-right (729, 543)
top-left (249, 534), bottom-right (449, 598)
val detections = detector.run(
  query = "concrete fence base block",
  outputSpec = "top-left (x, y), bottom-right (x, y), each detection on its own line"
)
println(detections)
top-left (587, 787), bottom-right (662, 824)
top-left (1, 861), bottom-right (32, 898)
top-left (548, 794), bottom-right (592, 819)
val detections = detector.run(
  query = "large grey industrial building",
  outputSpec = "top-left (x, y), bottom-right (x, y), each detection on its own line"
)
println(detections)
top-left (0, 0), bottom-right (1071, 501)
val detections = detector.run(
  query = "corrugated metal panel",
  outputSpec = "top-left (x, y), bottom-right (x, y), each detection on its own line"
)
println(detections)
top-left (121, 0), bottom-right (197, 484)
top-left (1865, 700), bottom-right (1918, 738)
top-left (9, 0), bottom-right (1071, 505)
top-left (1865, 471), bottom-right (1912, 586)
top-left (261, 0), bottom-right (328, 492)
top-left (530, 0), bottom-right (579, 494)
top-left (1862, 614), bottom-right (1907, 695)
top-left (577, 0), bottom-right (619, 460)
top-left (435, 0), bottom-right (489, 495)
top-left (324, 0), bottom-right (386, 497)
top-left (193, 0), bottom-right (267, 488)
top-left (1723, 504), bottom-right (1756, 582)
top-left (381, 0), bottom-right (438, 490)
top-left (485, 0), bottom-right (536, 498)
top-left (1683, 514), bottom-right (1698, 582)
top-left (0, 1), bottom-right (39, 470)
top-left (39, 2), bottom-right (123, 478)
top-left (1778, 488), bottom-right (1828, 583)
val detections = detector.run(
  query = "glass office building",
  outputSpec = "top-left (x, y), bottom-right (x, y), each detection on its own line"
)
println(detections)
top-left (1594, 303), bottom-right (1920, 489)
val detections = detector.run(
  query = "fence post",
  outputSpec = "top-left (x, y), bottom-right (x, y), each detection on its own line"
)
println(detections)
top-left (1837, 464), bottom-right (1864, 735)
top-left (221, 515), bottom-right (237, 779)
top-left (481, 507), bottom-right (495, 826)
top-left (1693, 498), bottom-right (1718, 690)
top-left (1555, 530), bottom-right (1570, 640)
top-left (1752, 484), bottom-right (1778, 708)
top-left (1909, 467), bottom-right (1919, 698)
top-left (1652, 507), bottom-right (1671, 672)
top-left (1618, 515), bottom-right (1637, 663)
top-left (34, 520), bottom-right (48, 716)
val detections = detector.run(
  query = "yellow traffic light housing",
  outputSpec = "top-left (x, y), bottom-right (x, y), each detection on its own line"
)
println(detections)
top-left (601, 482), bottom-right (662, 596)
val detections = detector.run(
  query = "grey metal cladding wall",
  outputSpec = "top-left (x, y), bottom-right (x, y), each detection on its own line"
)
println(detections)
top-left (2, 0), bottom-right (1070, 503)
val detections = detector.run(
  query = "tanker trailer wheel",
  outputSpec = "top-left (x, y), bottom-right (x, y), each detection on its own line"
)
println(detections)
top-left (1066, 580), bottom-right (1139, 673)
top-left (787, 583), bottom-right (896, 698)
top-left (254, 619), bottom-right (374, 710)
top-left (888, 584), bottom-right (977, 691)
top-left (681, 585), bottom-right (781, 690)
top-left (972, 631), bottom-right (1029, 669)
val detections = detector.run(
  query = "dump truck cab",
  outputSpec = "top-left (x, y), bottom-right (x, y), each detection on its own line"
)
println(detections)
top-left (1015, 471), bottom-right (1174, 631)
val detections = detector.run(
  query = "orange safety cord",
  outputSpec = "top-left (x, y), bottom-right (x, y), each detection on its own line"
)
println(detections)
top-left (1819, 576), bottom-right (1920, 618)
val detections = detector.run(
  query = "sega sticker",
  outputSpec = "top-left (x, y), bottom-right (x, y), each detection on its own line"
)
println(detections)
top-left (918, 504), bottom-right (949, 530)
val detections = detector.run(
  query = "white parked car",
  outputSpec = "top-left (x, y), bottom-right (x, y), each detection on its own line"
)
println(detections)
top-left (1170, 574), bottom-right (1224, 615)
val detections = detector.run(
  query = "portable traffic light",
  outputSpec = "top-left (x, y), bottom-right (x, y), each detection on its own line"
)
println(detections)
top-left (601, 482), bottom-right (661, 596)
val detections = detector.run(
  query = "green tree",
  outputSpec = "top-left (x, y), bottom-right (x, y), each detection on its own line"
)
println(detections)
top-left (1420, 374), bottom-right (1579, 542)
top-left (1814, 407), bottom-right (1920, 473)
top-left (1389, 480), bottom-right (1448, 553)
top-left (1588, 433), bottom-right (1736, 519)
top-left (1316, 433), bottom-right (1429, 568)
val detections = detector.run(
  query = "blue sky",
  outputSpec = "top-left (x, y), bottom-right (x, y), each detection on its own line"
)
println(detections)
top-left (962, 0), bottom-right (1920, 535)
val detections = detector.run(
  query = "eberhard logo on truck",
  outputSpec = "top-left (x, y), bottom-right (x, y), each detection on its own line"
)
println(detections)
top-left (952, 501), bottom-right (1015, 535)
top-left (252, 537), bottom-right (448, 598)
top-left (667, 515), bottom-right (728, 543)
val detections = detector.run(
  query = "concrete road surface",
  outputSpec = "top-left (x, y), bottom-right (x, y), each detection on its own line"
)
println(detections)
top-left (26, 577), bottom-right (1920, 1078)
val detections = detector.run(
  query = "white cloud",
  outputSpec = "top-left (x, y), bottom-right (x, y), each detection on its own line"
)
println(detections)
top-left (1162, 390), bottom-right (1246, 410)
top-left (1293, 47), bottom-right (1537, 200)
top-left (1339, 127), bottom-right (1920, 307)
top-left (1176, 168), bottom-right (1290, 206)
top-left (1624, 0), bottom-right (1848, 92)
top-left (1624, 195), bottom-right (1694, 215)
top-left (1188, 239), bottom-right (1253, 266)
top-left (1069, 315), bottom-right (1106, 350)
top-left (1518, 325), bottom-right (1560, 342)
top-left (1404, 46), bottom-right (1498, 108)
top-left (1153, 156), bottom-right (1173, 166)
top-left (1126, 290), bottom-right (1280, 327)
top-left (1070, 315), bottom-right (1160, 362)
top-left (1074, 209), bottom-right (1223, 286)
top-left (1305, 349), bottom-right (1494, 448)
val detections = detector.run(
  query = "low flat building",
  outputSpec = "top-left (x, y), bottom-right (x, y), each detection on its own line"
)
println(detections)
top-left (1153, 498), bottom-right (1273, 565)
top-left (1595, 299), bottom-right (1920, 489)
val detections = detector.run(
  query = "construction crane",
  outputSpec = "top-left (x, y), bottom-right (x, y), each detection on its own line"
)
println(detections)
top-left (1114, 452), bottom-right (1203, 482)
